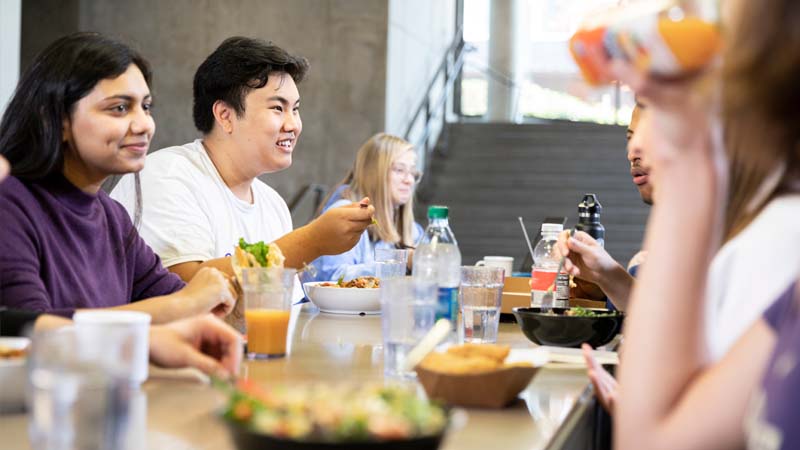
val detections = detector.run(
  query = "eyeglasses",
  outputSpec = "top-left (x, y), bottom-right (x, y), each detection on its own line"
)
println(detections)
top-left (390, 164), bottom-right (423, 184)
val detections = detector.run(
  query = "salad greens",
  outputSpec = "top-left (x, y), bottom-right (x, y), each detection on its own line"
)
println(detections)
top-left (221, 380), bottom-right (446, 442)
top-left (566, 306), bottom-right (618, 317)
top-left (238, 238), bottom-right (270, 267)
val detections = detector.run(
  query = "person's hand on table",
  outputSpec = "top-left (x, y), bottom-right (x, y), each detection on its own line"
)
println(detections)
top-left (309, 197), bottom-right (375, 255)
top-left (178, 267), bottom-right (237, 318)
top-left (582, 343), bottom-right (618, 415)
top-left (149, 314), bottom-right (242, 379)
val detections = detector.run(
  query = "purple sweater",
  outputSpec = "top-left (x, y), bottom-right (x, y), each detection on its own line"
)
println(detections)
top-left (0, 175), bottom-right (185, 316)
top-left (749, 282), bottom-right (800, 449)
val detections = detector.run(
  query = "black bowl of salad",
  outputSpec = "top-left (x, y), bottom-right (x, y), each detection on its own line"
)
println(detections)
top-left (221, 380), bottom-right (448, 450)
top-left (512, 306), bottom-right (624, 348)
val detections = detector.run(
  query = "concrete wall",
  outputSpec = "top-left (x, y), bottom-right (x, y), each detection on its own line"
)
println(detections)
top-left (385, 0), bottom-right (455, 145)
top-left (0, 0), bottom-right (21, 117)
top-left (21, 0), bottom-right (390, 208)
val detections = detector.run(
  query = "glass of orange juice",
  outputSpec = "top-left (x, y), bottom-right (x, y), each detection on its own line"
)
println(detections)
top-left (241, 267), bottom-right (296, 359)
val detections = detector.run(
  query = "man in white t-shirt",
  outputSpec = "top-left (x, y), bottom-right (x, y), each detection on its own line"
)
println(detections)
top-left (111, 37), bottom-right (374, 303)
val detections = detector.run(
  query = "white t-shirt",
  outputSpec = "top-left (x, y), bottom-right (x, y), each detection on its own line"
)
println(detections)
top-left (704, 194), bottom-right (800, 361)
top-left (111, 139), bottom-right (302, 302)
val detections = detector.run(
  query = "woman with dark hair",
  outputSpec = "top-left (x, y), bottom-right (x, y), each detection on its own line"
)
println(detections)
top-left (608, 0), bottom-right (800, 448)
top-left (0, 32), bottom-right (235, 322)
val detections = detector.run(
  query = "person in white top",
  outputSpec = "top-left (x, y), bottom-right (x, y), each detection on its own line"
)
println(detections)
top-left (111, 37), bottom-right (375, 301)
top-left (562, 98), bottom-right (800, 415)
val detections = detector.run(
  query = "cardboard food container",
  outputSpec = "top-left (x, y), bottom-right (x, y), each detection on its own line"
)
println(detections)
top-left (501, 277), bottom-right (607, 314)
top-left (415, 364), bottom-right (539, 409)
top-left (500, 277), bottom-right (533, 314)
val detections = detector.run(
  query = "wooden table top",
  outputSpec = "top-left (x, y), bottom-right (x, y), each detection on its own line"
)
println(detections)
top-left (1, 305), bottom-right (593, 450)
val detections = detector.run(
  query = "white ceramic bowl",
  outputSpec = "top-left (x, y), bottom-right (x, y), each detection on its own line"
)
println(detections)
top-left (0, 337), bottom-right (30, 413)
top-left (303, 282), bottom-right (381, 315)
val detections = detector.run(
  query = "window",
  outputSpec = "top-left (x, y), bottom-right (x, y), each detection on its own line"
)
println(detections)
top-left (461, 0), bottom-right (635, 125)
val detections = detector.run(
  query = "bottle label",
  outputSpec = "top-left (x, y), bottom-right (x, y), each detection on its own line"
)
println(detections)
top-left (530, 270), bottom-right (557, 307)
top-left (555, 273), bottom-right (570, 308)
top-left (530, 270), bottom-right (557, 291)
top-left (436, 287), bottom-right (458, 324)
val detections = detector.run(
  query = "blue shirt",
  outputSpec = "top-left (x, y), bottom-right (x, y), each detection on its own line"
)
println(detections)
top-left (309, 191), bottom-right (423, 282)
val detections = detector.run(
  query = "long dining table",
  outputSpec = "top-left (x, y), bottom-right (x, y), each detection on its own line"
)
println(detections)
top-left (1, 304), bottom-right (610, 450)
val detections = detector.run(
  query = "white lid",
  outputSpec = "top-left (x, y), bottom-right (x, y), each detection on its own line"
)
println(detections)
top-left (73, 310), bottom-right (152, 325)
top-left (540, 223), bottom-right (564, 234)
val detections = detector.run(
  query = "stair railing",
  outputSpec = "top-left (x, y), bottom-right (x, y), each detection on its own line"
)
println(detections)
top-left (403, 2), bottom-right (466, 163)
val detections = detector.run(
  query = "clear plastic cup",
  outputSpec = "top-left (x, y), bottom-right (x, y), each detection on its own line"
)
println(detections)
top-left (241, 267), bottom-right (296, 359)
top-left (27, 327), bottom-right (135, 450)
top-left (460, 266), bottom-right (505, 344)
top-left (380, 276), bottom-right (437, 379)
top-left (375, 248), bottom-right (409, 280)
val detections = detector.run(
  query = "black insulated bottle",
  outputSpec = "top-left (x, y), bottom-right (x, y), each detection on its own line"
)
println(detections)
top-left (575, 193), bottom-right (605, 247)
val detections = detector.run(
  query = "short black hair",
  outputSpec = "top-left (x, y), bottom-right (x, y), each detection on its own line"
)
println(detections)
top-left (192, 37), bottom-right (309, 134)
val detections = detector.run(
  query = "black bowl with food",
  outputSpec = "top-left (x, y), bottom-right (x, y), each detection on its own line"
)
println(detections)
top-left (220, 381), bottom-right (447, 450)
top-left (226, 422), bottom-right (445, 450)
top-left (512, 307), bottom-right (624, 348)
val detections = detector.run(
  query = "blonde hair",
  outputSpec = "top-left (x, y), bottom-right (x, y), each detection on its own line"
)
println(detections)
top-left (325, 133), bottom-right (417, 246)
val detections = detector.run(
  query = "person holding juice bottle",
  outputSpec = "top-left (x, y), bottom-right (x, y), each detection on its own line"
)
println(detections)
top-left (570, 0), bottom-right (722, 86)
top-left (601, 0), bottom-right (800, 447)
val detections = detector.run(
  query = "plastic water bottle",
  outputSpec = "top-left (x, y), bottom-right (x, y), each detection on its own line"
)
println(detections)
top-left (413, 206), bottom-right (461, 330)
top-left (530, 223), bottom-right (563, 308)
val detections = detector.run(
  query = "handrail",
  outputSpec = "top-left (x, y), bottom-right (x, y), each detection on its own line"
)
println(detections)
top-left (462, 59), bottom-right (522, 121)
top-left (402, 0), bottom-right (466, 161)
top-left (402, 25), bottom-right (465, 142)
top-left (287, 183), bottom-right (327, 215)
top-left (464, 59), bottom-right (520, 89)
top-left (412, 52), bottom-right (466, 156)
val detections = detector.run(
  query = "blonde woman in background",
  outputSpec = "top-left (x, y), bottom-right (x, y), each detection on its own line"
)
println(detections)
top-left (310, 133), bottom-right (423, 281)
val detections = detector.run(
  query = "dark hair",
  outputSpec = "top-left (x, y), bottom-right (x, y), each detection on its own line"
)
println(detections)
top-left (0, 32), bottom-right (152, 180)
top-left (0, 32), bottom-right (151, 245)
top-left (192, 36), bottom-right (309, 133)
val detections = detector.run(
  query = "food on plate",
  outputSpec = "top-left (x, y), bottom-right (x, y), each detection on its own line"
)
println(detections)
top-left (418, 344), bottom-right (531, 375)
top-left (564, 306), bottom-right (619, 317)
top-left (0, 345), bottom-right (26, 359)
top-left (320, 276), bottom-right (380, 289)
top-left (234, 238), bottom-right (285, 269)
top-left (221, 380), bottom-right (446, 442)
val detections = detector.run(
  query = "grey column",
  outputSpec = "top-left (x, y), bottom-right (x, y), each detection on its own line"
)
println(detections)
top-left (487, 0), bottom-right (518, 122)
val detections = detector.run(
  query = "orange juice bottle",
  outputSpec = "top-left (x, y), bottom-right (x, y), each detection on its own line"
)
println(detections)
top-left (570, 0), bottom-right (722, 86)
top-left (245, 309), bottom-right (291, 356)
